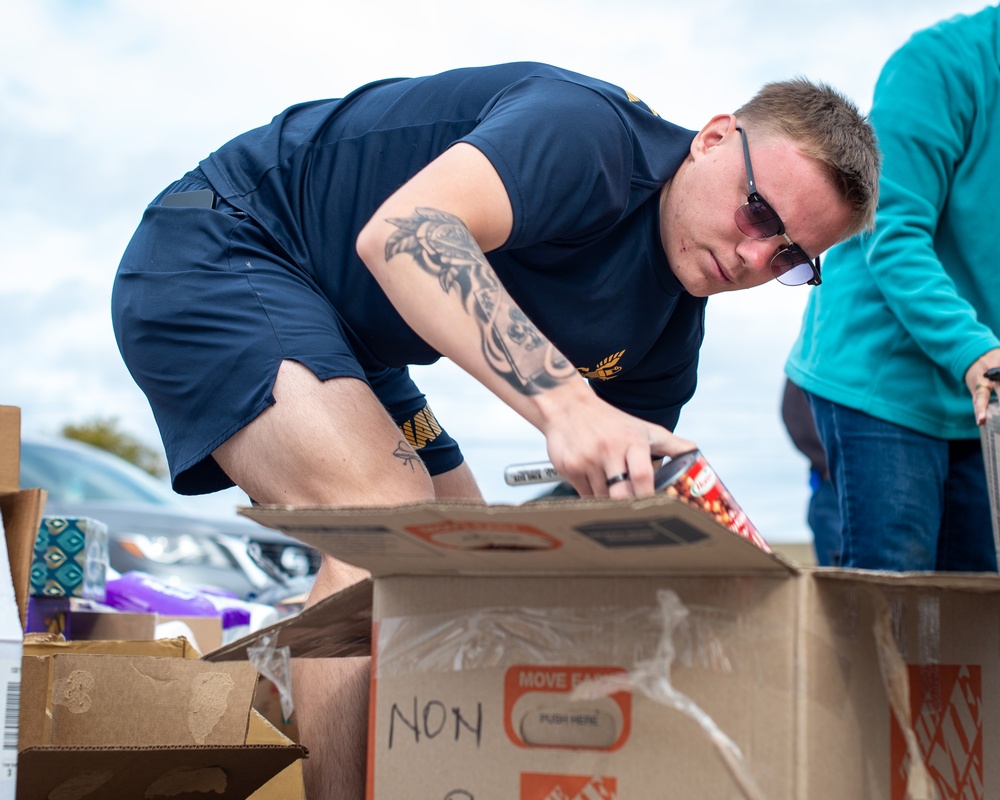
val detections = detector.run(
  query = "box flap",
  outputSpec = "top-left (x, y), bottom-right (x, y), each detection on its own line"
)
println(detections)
top-left (23, 634), bottom-right (201, 659)
top-left (43, 654), bottom-right (259, 747)
top-left (205, 578), bottom-right (373, 662)
top-left (241, 495), bottom-right (794, 578)
top-left (0, 406), bottom-right (19, 494)
top-left (2, 487), bottom-right (46, 632)
top-left (18, 653), bottom-right (49, 749)
top-left (246, 711), bottom-right (307, 800)
top-left (19, 636), bottom-right (206, 750)
top-left (16, 744), bottom-right (306, 800)
top-left (808, 566), bottom-right (1000, 591)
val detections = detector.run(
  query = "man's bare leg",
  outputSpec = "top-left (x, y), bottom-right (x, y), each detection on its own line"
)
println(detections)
top-left (212, 359), bottom-right (482, 799)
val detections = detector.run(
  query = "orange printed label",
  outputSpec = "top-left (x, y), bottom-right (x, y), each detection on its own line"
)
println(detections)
top-left (405, 520), bottom-right (562, 551)
top-left (890, 664), bottom-right (982, 800)
top-left (521, 773), bottom-right (617, 800)
top-left (504, 665), bottom-right (631, 751)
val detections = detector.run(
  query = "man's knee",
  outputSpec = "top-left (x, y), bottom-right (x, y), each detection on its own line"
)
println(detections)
top-left (212, 367), bottom-right (437, 505)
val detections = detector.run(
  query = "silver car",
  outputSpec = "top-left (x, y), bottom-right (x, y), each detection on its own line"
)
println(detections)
top-left (20, 435), bottom-right (319, 601)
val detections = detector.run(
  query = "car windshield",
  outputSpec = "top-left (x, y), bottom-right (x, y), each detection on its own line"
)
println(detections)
top-left (20, 439), bottom-right (180, 505)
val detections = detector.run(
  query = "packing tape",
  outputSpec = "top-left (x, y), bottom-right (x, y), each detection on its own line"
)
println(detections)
top-left (873, 593), bottom-right (941, 800)
top-left (247, 633), bottom-right (295, 724)
top-left (376, 589), bottom-right (766, 800)
top-left (570, 590), bottom-right (766, 800)
top-left (375, 598), bottom-right (736, 679)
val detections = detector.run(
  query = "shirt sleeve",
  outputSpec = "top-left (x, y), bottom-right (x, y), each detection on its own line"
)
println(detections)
top-left (861, 25), bottom-right (998, 380)
top-left (461, 76), bottom-right (634, 249)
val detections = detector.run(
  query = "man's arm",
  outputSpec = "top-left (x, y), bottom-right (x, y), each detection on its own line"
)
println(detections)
top-left (357, 143), bottom-right (693, 497)
top-left (862, 32), bottom-right (1000, 412)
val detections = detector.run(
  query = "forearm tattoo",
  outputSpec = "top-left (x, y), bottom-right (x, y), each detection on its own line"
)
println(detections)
top-left (385, 208), bottom-right (575, 394)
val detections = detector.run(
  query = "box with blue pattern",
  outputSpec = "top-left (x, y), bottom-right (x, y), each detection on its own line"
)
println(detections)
top-left (30, 515), bottom-right (108, 601)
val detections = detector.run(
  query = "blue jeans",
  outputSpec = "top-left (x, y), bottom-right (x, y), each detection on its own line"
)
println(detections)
top-left (807, 469), bottom-right (842, 566)
top-left (806, 393), bottom-right (997, 572)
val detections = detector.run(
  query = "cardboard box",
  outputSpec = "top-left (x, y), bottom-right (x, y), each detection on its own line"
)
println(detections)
top-left (157, 613), bottom-right (225, 655)
top-left (18, 636), bottom-right (307, 799)
top-left (30, 515), bottom-right (108, 600)
top-left (1, 406), bottom-right (46, 799)
top-left (27, 596), bottom-right (158, 641)
top-left (2, 407), bottom-right (307, 799)
top-left (26, 597), bottom-right (225, 654)
top-left (1, 406), bottom-right (46, 635)
top-left (221, 499), bottom-right (1000, 800)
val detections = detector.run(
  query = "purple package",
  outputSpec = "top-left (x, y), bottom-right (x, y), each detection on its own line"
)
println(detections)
top-left (104, 571), bottom-right (220, 617)
top-left (215, 603), bottom-right (252, 629)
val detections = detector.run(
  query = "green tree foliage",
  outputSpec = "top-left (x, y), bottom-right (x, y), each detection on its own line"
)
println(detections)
top-left (61, 416), bottom-right (167, 479)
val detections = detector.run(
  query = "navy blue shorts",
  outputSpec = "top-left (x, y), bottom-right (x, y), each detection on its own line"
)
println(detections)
top-left (111, 169), bottom-right (463, 495)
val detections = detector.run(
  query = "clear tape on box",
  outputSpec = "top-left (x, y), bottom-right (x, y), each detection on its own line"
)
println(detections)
top-left (981, 399), bottom-right (1000, 561)
top-left (375, 590), bottom-right (765, 799)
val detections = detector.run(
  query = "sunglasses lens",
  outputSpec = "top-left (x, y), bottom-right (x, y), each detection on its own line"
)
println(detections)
top-left (736, 200), bottom-right (782, 238)
top-left (771, 249), bottom-right (815, 286)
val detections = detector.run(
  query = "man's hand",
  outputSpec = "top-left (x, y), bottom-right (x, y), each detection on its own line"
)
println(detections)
top-left (965, 348), bottom-right (1000, 425)
top-left (537, 381), bottom-right (696, 499)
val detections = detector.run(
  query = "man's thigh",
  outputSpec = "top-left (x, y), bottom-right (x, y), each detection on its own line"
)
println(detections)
top-left (213, 359), bottom-right (436, 508)
top-left (808, 394), bottom-right (947, 570)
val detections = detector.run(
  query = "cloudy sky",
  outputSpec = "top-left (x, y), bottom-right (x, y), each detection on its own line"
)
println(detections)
top-left (1, 0), bottom-right (989, 544)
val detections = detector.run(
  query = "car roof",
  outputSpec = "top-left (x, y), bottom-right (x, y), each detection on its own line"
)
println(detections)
top-left (20, 434), bottom-right (293, 540)
top-left (20, 434), bottom-right (182, 506)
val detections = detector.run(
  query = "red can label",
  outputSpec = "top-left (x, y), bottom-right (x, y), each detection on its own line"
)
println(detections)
top-left (656, 450), bottom-right (771, 553)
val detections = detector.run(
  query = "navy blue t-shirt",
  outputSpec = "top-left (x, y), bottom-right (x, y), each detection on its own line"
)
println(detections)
top-left (199, 62), bottom-right (704, 430)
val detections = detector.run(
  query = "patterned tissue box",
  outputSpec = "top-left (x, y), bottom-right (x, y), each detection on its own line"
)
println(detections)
top-left (30, 516), bottom-right (109, 601)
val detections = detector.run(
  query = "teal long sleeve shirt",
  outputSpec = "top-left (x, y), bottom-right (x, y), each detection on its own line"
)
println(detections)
top-left (785, 6), bottom-right (1000, 440)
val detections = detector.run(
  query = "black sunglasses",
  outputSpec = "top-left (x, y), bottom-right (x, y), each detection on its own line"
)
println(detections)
top-left (734, 126), bottom-right (821, 287)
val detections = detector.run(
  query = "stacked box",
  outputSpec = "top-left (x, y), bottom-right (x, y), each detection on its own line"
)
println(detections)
top-left (1, 405), bottom-right (48, 800)
top-left (18, 637), bottom-right (307, 799)
top-left (30, 515), bottom-right (108, 600)
top-left (25, 596), bottom-right (157, 640)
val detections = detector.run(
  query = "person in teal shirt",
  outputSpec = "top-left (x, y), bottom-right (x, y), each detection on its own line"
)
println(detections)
top-left (785, 5), bottom-right (1000, 571)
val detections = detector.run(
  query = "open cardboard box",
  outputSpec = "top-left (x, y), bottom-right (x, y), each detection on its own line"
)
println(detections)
top-left (208, 494), bottom-right (1000, 800)
top-left (18, 635), bottom-right (306, 800)
top-left (1, 406), bottom-right (307, 799)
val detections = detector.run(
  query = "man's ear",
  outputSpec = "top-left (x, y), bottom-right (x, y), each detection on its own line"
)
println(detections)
top-left (691, 113), bottom-right (738, 158)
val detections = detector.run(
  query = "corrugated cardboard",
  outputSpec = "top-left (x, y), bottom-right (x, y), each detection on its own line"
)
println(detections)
top-left (1, 405), bottom-right (45, 799)
top-left (17, 631), bottom-right (308, 799)
top-left (26, 596), bottom-right (226, 654)
top-left (0, 407), bottom-right (20, 495)
top-left (225, 498), bottom-right (1000, 800)
top-left (1, 406), bottom-right (45, 635)
top-left (27, 596), bottom-right (158, 640)
top-left (2, 407), bottom-right (308, 800)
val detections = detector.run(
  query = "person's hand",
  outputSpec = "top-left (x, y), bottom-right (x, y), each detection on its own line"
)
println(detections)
top-left (539, 389), bottom-right (696, 499)
top-left (965, 348), bottom-right (1000, 425)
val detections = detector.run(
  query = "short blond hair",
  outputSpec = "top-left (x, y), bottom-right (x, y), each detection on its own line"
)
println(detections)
top-left (736, 78), bottom-right (880, 235)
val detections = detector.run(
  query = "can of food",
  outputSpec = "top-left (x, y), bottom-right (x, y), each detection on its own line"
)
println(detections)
top-left (654, 449), bottom-right (771, 552)
top-left (504, 461), bottom-right (562, 486)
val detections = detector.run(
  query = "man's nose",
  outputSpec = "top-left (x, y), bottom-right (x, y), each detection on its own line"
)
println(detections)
top-left (737, 237), bottom-right (775, 271)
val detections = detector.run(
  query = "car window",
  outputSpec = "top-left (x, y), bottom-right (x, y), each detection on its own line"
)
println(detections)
top-left (19, 440), bottom-right (178, 505)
